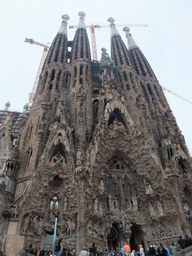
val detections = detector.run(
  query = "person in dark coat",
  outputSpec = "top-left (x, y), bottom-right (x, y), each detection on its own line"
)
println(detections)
top-left (55, 238), bottom-right (62, 256)
top-left (178, 235), bottom-right (186, 249)
top-left (149, 245), bottom-right (156, 256)
top-left (61, 248), bottom-right (66, 256)
top-left (90, 244), bottom-right (97, 256)
top-left (184, 234), bottom-right (192, 248)
top-left (39, 248), bottom-right (45, 256)
top-left (26, 244), bottom-right (34, 254)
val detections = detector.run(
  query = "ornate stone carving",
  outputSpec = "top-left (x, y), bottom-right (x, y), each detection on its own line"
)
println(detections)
top-left (156, 201), bottom-right (164, 217)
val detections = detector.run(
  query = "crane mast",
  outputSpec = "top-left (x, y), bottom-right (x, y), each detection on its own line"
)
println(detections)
top-left (25, 38), bottom-right (49, 108)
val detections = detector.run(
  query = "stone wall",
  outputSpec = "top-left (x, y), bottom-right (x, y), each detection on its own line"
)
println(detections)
top-left (175, 246), bottom-right (192, 256)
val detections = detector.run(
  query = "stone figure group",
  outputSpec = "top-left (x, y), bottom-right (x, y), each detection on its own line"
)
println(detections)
top-left (21, 214), bottom-right (43, 236)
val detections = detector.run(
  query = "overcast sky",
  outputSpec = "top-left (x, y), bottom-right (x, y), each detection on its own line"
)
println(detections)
top-left (0, 0), bottom-right (192, 154)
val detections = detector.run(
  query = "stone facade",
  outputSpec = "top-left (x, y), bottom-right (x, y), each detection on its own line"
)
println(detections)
top-left (0, 12), bottom-right (192, 256)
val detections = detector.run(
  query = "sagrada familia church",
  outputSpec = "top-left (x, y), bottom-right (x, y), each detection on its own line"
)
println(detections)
top-left (0, 11), bottom-right (192, 256)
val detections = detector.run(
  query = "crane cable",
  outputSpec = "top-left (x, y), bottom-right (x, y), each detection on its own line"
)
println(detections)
top-left (161, 85), bottom-right (192, 105)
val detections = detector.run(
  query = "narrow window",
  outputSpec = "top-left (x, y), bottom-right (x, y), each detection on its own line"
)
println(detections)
top-left (147, 83), bottom-right (153, 95)
top-left (80, 65), bottom-right (83, 75)
top-left (57, 70), bottom-right (61, 82)
top-left (123, 71), bottom-right (128, 81)
top-left (74, 66), bottom-right (77, 78)
top-left (140, 82), bottom-right (149, 102)
top-left (126, 84), bottom-right (130, 91)
top-left (50, 69), bottom-right (55, 81)
top-left (129, 73), bottom-right (134, 84)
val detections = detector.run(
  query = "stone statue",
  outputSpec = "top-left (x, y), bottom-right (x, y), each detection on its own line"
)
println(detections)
top-left (145, 180), bottom-right (153, 194)
top-left (33, 215), bottom-right (39, 235)
top-left (108, 194), bottom-right (114, 211)
top-left (86, 220), bottom-right (93, 236)
top-left (63, 196), bottom-right (68, 212)
top-left (156, 201), bottom-right (163, 216)
top-left (98, 203), bottom-right (103, 216)
top-left (22, 215), bottom-right (30, 233)
top-left (114, 198), bottom-right (120, 211)
top-left (50, 197), bottom-right (59, 219)
top-left (94, 198), bottom-right (98, 213)
top-left (126, 201), bottom-right (132, 210)
top-left (67, 217), bottom-right (76, 236)
top-left (99, 180), bottom-right (105, 193)
top-left (132, 196), bottom-right (138, 211)
top-left (148, 202), bottom-right (156, 216)
top-left (38, 218), bottom-right (43, 236)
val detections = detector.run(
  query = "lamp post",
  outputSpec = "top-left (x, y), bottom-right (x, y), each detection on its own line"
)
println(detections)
top-left (50, 196), bottom-right (59, 256)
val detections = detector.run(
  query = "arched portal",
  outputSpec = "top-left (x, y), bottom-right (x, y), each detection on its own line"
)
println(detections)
top-left (130, 224), bottom-right (145, 252)
top-left (105, 223), bottom-right (120, 250)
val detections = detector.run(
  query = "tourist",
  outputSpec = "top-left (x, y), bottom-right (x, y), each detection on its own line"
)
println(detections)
top-left (123, 242), bottom-right (131, 256)
top-left (164, 245), bottom-right (170, 256)
top-left (39, 248), bottom-right (45, 256)
top-left (139, 245), bottom-right (145, 256)
top-left (61, 248), bottom-right (66, 256)
top-left (80, 248), bottom-right (88, 256)
top-left (72, 250), bottom-right (77, 256)
top-left (88, 249), bottom-right (92, 256)
top-left (26, 243), bottom-right (35, 255)
top-left (157, 244), bottom-right (166, 256)
top-left (170, 243), bottom-right (177, 254)
top-left (149, 245), bottom-right (155, 256)
top-left (130, 250), bottom-right (137, 256)
top-left (119, 247), bottom-right (125, 256)
top-left (90, 244), bottom-right (97, 256)
top-left (55, 238), bottom-right (62, 256)
top-left (178, 235), bottom-right (186, 249)
top-left (184, 234), bottom-right (192, 248)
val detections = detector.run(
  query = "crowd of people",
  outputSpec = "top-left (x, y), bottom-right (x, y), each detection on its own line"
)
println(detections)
top-left (25, 234), bottom-right (192, 256)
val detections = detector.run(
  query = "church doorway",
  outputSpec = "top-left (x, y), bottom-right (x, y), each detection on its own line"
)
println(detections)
top-left (130, 224), bottom-right (144, 252)
top-left (105, 223), bottom-right (119, 250)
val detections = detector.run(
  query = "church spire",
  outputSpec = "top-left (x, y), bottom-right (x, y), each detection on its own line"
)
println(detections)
top-left (108, 17), bottom-right (132, 69)
top-left (58, 14), bottom-right (70, 35)
top-left (34, 14), bottom-right (70, 103)
top-left (123, 27), bottom-right (156, 79)
top-left (123, 27), bottom-right (138, 49)
top-left (70, 12), bottom-right (91, 62)
top-left (77, 11), bottom-right (86, 29)
top-left (108, 17), bottom-right (119, 37)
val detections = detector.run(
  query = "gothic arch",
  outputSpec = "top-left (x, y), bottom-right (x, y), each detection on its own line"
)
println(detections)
top-left (108, 108), bottom-right (128, 130)
top-left (104, 99), bottom-right (134, 131)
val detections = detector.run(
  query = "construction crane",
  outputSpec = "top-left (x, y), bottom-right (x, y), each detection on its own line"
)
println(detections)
top-left (161, 85), bottom-right (192, 105)
top-left (25, 38), bottom-right (50, 108)
top-left (69, 24), bottom-right (148, 62)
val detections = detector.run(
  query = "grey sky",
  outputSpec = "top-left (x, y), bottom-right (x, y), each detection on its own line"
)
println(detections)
top-left (0, 0), bottom-right (192, 153)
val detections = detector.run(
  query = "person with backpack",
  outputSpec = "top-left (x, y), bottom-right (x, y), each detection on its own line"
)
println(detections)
top-left (157, 244), bottom-right (166, 256)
